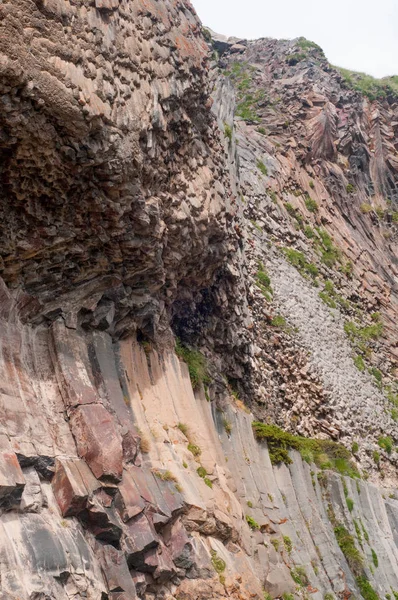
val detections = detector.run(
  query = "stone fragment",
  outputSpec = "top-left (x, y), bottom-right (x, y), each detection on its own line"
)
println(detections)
top-left (69, 404), bottom-right (123, 481)
top-left (52, 457), bottom-right (99, 517)
top-left (97, 543), bottom-right (137, 597)
top-left (0, 451), bottom-right (25, 508)
top-left (115, 467), bottom-right (145, 522)
top-left (122, 513), bottom-right (159, 568)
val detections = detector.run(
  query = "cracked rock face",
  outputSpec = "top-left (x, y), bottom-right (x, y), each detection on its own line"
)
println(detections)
top-left (0, 0), bottom-right (237, 341)
top-left (3, 1), bottom-right (398, 599)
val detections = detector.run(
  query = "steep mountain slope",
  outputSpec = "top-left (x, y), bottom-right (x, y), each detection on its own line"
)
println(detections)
top-left (1, 2), bottom-right (398, 599)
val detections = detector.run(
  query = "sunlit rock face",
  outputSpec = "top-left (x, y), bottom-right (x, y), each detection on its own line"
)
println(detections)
top-left (2, 2), bottom-right (398, 599)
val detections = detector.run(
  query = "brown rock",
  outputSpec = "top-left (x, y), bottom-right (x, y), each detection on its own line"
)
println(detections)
top-left (52, 457), bottom-right (99, 517)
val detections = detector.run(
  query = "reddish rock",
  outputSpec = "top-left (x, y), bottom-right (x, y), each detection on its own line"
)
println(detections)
top-left (122, 513), bottom-right (159, 568)
top-left (52, 457), bottom-right (99, 517)
top-left (69, 404), bottom-right (123, 482)
top-left (85, 494), bottom-right (124, 544)
top-left (0, 452), bottom-right (25, 508)
top-left (97, 543), bottom-right (137, 598)
top-left (142, 542), bottom-right (176, 583)
top-left (115, 468), bottom-right (145, 522)
top-left (163, 518), bottom-right (193, 570)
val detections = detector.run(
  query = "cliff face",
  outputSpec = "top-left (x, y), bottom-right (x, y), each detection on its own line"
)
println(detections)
top-left (2, 2), bottom-right (398, 600)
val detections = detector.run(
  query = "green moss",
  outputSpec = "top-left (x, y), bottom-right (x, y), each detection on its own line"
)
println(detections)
top-left (257, 160), bottom-right (268, 176)
top-left (182, 461), bottom-right (188, 468)
top-left (334, 523), bottom-right (363, 574)
top-left (283, 535), bottom-right (293, 554)
top-left (290, 566), bottom-right (308, 587)
top-left (257, 126), bottom-right (266, 135)
top-left (252, 422), bottom-right (359, 476)
top-left (373, 450), bottom-right (381, 464)
top-left (352, 441), bottom-right (359, 454)
top-left (204, 477), bottom-right (213, 488)
top-left (371, 548), bottom-right (378, 568)
top-left (378, 436), bottom-right (393, 454)
top-left (344, 321), bottom-right (383, 343)
top-left (304, 225), bottom-right (316, 238)
top-left (346, 183), bottom-right (355, 194)
top-left (211, 550), bottom-right (226, 574)
top-left (324, 594), bottom-right (334, 600)
top-left (246, 515), bottom-right (260, 530)
top-left (370, 367), bottom-right (382, 384)
top-left (314, 228), bottom-right (341, 267)
top-left (360, 519), bottom-right (370, 543)
top-left (175, 339), bottom-right (210, 389)
top-left (247, 500), bottom-right (253, 508)
top-left (346, 497), bottom-right (354, 512)
top-left (356, 576), bottom-right (380, 600)
top-left (309, 180), bottom-right (315, 189)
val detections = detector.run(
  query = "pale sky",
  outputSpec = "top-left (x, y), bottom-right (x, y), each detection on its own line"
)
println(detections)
top-left (191, 0), bottom-right (398, 78)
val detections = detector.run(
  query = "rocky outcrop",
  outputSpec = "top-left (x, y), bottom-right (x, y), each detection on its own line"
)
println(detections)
top-left (2, 0), bottom-right (398, 598)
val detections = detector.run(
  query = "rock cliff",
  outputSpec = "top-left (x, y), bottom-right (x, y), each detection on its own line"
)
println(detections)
top-left (1, 2), bottom-right (398, 599)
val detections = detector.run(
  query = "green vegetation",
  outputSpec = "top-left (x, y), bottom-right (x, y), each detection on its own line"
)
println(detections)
top-left (371, 548), bottom-right (378, 568)
top-left (346, 497), bottom-right (354, 512)
top-left (282, 594), bottom-right (294, 600)
top-left (177, 422), bottom-right (189, 436)
top-left (360, 202), bottom-right (373, 214)
top-left (175, 339), bottom-right (210, 389)
top-left (257, 126), bottom-right (266, 135)
top-left (352, 441), bottom-right (359, 454)
top-left (188, 443), bottom-right (201, 457)
top-left (286, 52), bottom-right (307, 66)
top-left (256, 263), bottom-right (273, 300)
top-left (315, 228), bottom-right (341, 268)
top-left (324, 594), bottom-right (334, 600)
top-left (257, 160), bottom-right (268, 176)
top-left (346, 183), bottom-right (355, 194)
top-left (271, 315), bottom-right (287, 328)
top-left (354, 355), bottom-right (365, 372)
top-left (271, 538), bottom-right (280, 552)
top-left (211, 549), bottom-right (226, 574)
top-left (334, 522), bottom-right (363, 573)
top-left (304, 196), bottom-right (318, 213)
top-left (226, 62), bottom-right (264, 122)
top-left (344, 320), bottom-right (383, 343)
top-left (360, 519), bottom-right (370, 543)
top-left (197, 466), bottom-right (207, 478)
top-left (153, 469), bottom-right (177, 482)
top-left (297, 37), bottom-right (324, 53)
top-left (373, 450), bottom-right (380, 464)
top-left (336, 65), bottom-right (398, 101)
top-left (222, 417), bottom-right (232, 435)
top-left (283, 535), bottom-right (293, 554)
top-left (182, 461), bottom-right (188, 468)
top-left (370, 367), bottom-right (382, 385)
top-left (309, 180), bottom-right (315, 189)
top-left (378, 436), bottom-right (393, 454)
top-left (319, 291), bottom-right (337, 309)
top-left (290, 566), bottom-right (309, 587)
top-left (204, 476), bottom-right (213, 488)
top-left (247, 500), bottom-right (253, 508)
top-left (252, 422), bottom-right (359, 477)
top-left (246, 515), bottom-right (260, 530)
top-left (224, 123), bottom-right (233, 142)
top-left (353, 520), bottom-right (363, 546)
top-left (282, 247), bottom-right (318, 279)
top-left (356, 576), bottom-right (379, 600)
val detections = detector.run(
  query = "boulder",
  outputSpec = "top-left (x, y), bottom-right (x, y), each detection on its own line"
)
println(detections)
top-left (52, 457), bottom-right (99, 516)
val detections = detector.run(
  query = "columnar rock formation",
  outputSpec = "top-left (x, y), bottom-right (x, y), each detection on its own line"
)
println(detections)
top-left (2, 1), bottom-right (398, 599)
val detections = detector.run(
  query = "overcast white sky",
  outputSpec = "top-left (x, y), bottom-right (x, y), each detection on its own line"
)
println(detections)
top-left (191, 0), bottom-right (398, 78)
